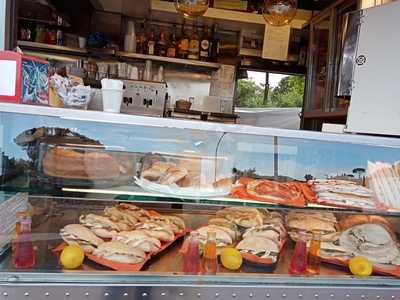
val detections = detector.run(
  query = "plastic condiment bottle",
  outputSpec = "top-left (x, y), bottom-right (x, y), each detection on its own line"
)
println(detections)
top-left (307, 231), bottom-right (322, 275)
top-left (12, 214), bottom-right (35, 269)
top-left (182, 231), bottom-right (201, 275)
top-left (288, 231), bottom-right (307, 275)
top-left (202, 230), bottom-right (217, 275)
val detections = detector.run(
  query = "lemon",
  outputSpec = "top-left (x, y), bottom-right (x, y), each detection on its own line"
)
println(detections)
top-left (220, 247), bottom-right (243, 270)
top-left (60, 245), bottom-right (85, 269)
top-left (349, 256), bottom-right (373, 277)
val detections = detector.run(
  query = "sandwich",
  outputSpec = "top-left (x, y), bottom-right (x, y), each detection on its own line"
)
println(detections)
top-left (208, 218), bottom-right (240, 241)
top-left (60, 224), bottom-right (104, 253)
top-left (141, 161), bottom-right (176, 181)
top-left (135, 221), bottom-right (175, 242)
top-left (104, 206), bottom-right (138, 228)
top-left (93, 241), bottom-right (146, 264)
top-left (117, 203), bottom-right (151, 222)
top-left (79, 214), bottom-right (127, 238)
top-left (242, 224), bottom-right (285, 245)
top-left (150, 215), bottom-right (186, 234)
top-left (196, 225), bottom-right (233, 248)
top-left (216, 207), bottom-right (264, 229)
top-left (159, 166), bottom-right (188, 185)
top-left (236, 236), bottom-right (280, 263)
top-left (286, 212), bottom-right (338, 242)
top-left (113, 230), bottom-right (161, 252)
top-left (338, 215), bottom-right (400, 265)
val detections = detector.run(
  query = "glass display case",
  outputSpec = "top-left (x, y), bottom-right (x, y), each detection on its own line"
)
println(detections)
top-left (0, 103), bottom-right (400, 299)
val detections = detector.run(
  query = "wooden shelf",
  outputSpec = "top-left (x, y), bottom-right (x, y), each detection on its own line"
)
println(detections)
top-left (17, 40), bottom-right (87, 55)
top-left (17, 41), bottom-right (221, 70)
top-left (303, 110), bottom-right (348, 119)
top-left (117, 51), bottom-right (221, 69)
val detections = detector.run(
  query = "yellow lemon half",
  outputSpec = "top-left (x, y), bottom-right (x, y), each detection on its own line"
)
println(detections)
top-left (60, 245), bottom-right (85, 270)
top-left (349, 256), bottom-right (373, 277)
top-left (220, 247), bottom-right (243, 271)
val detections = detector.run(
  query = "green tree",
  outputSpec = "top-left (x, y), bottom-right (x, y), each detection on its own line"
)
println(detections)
top-left (236, 79), bottom-right (268, 108)
top-left (270, 75), bottom-right (305, 107)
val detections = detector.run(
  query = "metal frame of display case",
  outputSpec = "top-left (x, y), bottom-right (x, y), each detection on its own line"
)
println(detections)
top-left (0, 102), bottom-right (399, 147)
top-left (0, 103), bottom-right (400, 299)
top-left (0, 274), bottom-right (399, 300)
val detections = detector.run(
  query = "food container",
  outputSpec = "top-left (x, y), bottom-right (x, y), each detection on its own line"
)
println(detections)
top-left (102, 89), bottom-right (123, 113)
top-left (175, 99), bottom-right (192, 111)
top-left (136, 153), bottom-right (233, 198)
top-left (101, 78), bottom-right (124, 113)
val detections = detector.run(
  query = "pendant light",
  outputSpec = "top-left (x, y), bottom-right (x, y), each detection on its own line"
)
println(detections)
top-left (175, 0), bottom-right (209, 18)
top-left (263, 0), bottom-right (298, 26)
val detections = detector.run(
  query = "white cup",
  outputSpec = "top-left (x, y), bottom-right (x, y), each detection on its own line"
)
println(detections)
top-left (78, 37), bottom-right (87, 48)
top-left (102, 88), bottom-right (123, 113)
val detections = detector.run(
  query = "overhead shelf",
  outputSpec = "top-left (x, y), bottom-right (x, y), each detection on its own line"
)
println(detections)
top-left (17, 40), bottom-right (87, 55)
top-left (17, 41), bottom-right (221, 70)
top-left (117, 51), bottom-right (221, 69)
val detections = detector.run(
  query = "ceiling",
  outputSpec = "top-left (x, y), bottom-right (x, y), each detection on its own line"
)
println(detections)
top-left (88, 0), bottom-right (337, 18)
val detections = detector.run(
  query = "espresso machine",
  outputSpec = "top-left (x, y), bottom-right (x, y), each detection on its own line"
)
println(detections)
top-left (121, 80), bottom-right (168, 118)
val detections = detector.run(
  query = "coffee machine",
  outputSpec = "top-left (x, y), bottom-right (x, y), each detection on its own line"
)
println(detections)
top-left (121, 80), bottom-right (168, 118)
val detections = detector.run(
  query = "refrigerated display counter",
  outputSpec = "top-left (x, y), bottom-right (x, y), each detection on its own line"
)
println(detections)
top-left (0, 103), bottom-right (399, 300)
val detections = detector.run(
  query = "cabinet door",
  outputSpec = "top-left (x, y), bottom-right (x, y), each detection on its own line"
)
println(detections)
top-left (331, 0), bottom-right (358, 112)
top-left (305, 12), bottom-right (333, 112)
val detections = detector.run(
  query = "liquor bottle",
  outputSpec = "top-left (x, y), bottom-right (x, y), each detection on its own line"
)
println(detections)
top-left (307, 231), bottom-right (321, 275)
top-left (288, 231), bottom-right (307, 275)
top-left (136, 22), bottom-right (147, 54)
top-left (178, 22), bottom-right (189, 59)
top-left (209, 24), bottom-right (220, 62)
top-left (156, 30), bottom-right (168, 57)
top-left (182, 232), bottom-right (201, 275)
top-left (200, 26), bottom-right (211, 61)
top-left (188, 24), bottom-right (200, 60)
top-left (202, 230), bottom-right (217, 275)
top-left (147, 28), bottom-right (156, 55)
top-left (12, 214), bottom-right (35, 269)
top-left (167, 25), bottom-right (178, 58)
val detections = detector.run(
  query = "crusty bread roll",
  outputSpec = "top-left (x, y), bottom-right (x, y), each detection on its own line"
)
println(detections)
top-left (43, 148), bottom-right (121, 179)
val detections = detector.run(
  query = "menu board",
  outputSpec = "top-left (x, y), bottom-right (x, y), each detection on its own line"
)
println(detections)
top-left (262, 24), bottom-right (291, 61)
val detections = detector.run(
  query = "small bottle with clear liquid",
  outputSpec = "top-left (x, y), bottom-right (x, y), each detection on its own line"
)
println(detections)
top-left (202, 230), bottom-right (217, 275)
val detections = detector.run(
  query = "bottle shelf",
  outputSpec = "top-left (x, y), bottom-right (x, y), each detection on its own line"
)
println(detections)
top-left (17, 41), bottom-right (221, 70)
top-left (117, 51), bottom-right (221, 69)
top-left (17, 40), bottom-right (87, 55)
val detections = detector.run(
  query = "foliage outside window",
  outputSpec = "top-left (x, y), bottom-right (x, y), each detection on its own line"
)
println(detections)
top-left (236, 75), bottom-right (305, 108)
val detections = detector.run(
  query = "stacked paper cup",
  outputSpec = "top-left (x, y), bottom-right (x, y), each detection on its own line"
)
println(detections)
top-left (101, 79), bottom-right (124, 113)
